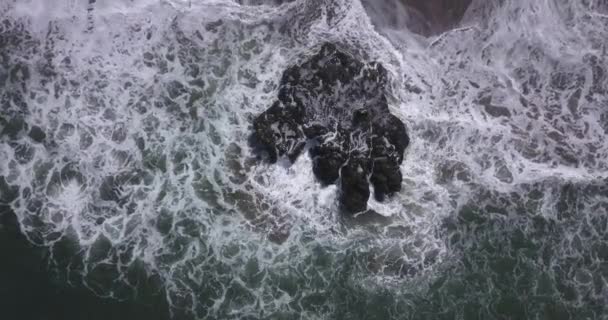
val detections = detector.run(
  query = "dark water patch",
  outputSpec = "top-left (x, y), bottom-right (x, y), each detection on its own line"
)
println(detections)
top-left (434, 179), bottom-right (608, 319)
top-left (1, 172), bottom-right (169, 320)
top-left (0, 208), bottom-right (171, 320)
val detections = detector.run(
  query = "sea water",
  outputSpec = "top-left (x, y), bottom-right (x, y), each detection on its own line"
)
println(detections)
top-left (0, 0), bottom-right (607, 319)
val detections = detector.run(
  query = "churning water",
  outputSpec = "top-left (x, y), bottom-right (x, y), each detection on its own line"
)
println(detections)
top-left (1, 0), bottom-right (607, 319)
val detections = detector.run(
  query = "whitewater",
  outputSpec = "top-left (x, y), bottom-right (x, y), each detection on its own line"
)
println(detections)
top-left (1, 0), bottom-right (607, 319)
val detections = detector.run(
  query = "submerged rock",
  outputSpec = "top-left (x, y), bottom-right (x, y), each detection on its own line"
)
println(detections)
top-left (252, 43), bottom-right (409, 213)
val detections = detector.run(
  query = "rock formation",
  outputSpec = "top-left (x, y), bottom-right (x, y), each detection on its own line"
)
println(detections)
top-left (401, 0), bottom-right (472, 35)
top-left (252, 43), bottom-right (408, 213)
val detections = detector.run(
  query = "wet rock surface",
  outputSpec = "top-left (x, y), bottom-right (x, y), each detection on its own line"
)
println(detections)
top-left (252, 43), bottom-right (409, 213)
top-left (361, 0), bottom-right (472, 37)
top-left (401, 0), bottom-right (472, 36)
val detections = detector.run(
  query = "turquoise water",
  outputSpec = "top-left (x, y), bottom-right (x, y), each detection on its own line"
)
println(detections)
top-left (1, 0), bottom-right (607, 319)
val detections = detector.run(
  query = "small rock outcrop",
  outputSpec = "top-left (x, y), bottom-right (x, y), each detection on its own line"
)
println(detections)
top-left (401, 0), bottom-right (472, 36)
top-left (252, 43), bottom-right (409, 213)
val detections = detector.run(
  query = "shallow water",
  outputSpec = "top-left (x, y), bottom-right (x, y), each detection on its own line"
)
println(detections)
top-left (1, 0), bottom-right (607, 319)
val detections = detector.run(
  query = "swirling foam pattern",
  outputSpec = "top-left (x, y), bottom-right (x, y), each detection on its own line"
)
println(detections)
top-left (1, 0), bottom-right (607, 319)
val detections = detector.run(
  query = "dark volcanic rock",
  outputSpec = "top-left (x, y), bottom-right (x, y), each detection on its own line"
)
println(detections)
top-left (340, 155), bottom-right (371, 213)
top-left (252, 43), bottom-right (409, 213)
top-left (401, 0), bottom-right (472, 36)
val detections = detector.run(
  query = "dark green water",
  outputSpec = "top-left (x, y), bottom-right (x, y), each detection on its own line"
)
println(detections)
top-left (2, 178), bottom-right (607, 319)
top-left (0, 180), bottom-right (169, 320)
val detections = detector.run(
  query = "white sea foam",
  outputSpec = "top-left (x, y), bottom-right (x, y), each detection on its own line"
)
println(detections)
top-left (1, 0), bottom-right (607, 318)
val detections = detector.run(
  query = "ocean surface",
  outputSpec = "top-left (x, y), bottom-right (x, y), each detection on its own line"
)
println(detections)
top-left (1, 0), bottom-right (608, 319)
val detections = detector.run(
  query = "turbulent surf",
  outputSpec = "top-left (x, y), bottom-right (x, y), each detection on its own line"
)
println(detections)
top-left (1, 0), bottom-right (607, 319)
